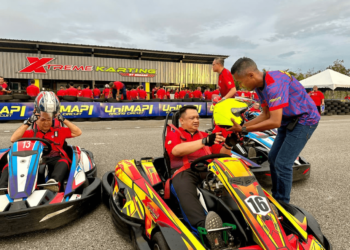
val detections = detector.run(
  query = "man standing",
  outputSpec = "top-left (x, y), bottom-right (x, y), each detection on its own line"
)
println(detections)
top-left (152, 86), bottom-right (158, 99)
top-left (0, 76), bottom-right (11, 95)
top-left (230, 57), bottom-right (320, 203)
top-left (93, 86), bottom-right (101, 99)
top-left (193, 87), bottom-right (203, 99)
top-left (102, 84), bottom-right (110, 98)
top-left (82, 85), bottom-right (93, 99)
top-left (77, 86), bottom-right (83, 97)
top-left (57, 86), bottom-right (66, 97)
top-left (139, 86), bottom-right (147, 100)
top-left (26, 80), bottom-right (40, 97)
top-left (130, 87), bottom-right (138, 100)
top-left (66, 82), bottom-right (78, 96)
top-left (308, 86), bottom-right (325, 114)
top-left (156, 86), bottom-right (166, 99)
top-left (109, 81), bottom-right (126, 101)
top-left (179, 88), bottom-right (186, 99)
top-left (204, 88), bottom-right (213, 100)
top-left (212, 58), bottom-right (236, 99)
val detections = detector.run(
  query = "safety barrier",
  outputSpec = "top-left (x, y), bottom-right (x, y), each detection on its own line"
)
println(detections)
top-left (0, 102), bottom-right (215, 120)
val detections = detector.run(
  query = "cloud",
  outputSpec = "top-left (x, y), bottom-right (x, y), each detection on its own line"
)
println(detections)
top-left (210, 36), bottom-right (258, 49)
top-left (278, 51), bottom-right (297, 58)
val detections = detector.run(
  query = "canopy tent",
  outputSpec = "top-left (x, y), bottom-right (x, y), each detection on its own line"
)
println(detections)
top-left (300, 69), bottom-right (350, 90)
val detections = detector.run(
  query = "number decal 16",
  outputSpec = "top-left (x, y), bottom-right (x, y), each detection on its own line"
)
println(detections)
top-left (244, 195), bottom-right (271, 216)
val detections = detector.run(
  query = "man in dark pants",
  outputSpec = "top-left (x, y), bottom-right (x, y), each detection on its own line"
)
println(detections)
top-left (109, 81), bottom-right (126, 101)
top-left (0, 111), bottom-right (82, 193)
top-left (165, 106), bottom-right (232, 248)
top-left (229, 57), bottom-right (320, 203)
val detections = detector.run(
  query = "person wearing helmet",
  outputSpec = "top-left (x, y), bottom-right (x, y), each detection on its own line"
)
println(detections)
top-left (165, 105), bottom-right (234, 249)
top-left (109, 81), bottom-right (126, 101)
top-left (102, 84), bottom-right (110, 98)
top-left (0, 91), bottom-right (82, 193)
top-left (229, 57), bottom-right (319, 203)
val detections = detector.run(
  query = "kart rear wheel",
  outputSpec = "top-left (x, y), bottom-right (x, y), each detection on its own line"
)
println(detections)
top-left (152, 232), bottom-right (170, 250)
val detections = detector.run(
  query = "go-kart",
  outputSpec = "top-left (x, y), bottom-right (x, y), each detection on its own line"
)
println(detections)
top-left (0, 120), bottom-right (101, 237)
top-left (102, 153), bottom-right (332, 249)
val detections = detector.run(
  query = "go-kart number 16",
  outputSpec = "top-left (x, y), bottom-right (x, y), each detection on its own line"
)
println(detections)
top-left (244, 195), bottom-right (271, 216)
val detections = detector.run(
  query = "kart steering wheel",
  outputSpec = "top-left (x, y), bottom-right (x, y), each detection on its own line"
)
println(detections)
top-left (17, 138), bottom-right (52, 155)
top-left (190, 154), bottom-right (231, 172)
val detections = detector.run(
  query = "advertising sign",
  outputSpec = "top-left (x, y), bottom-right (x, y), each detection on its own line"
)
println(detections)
top-left (159, 102), bottom-right (207, 116)
top-left (206, 102), bottom-right (214, 116)
top-left (60, 102), bottom-right (100, 118)
top-left (100, 102), bottom-right (158, 118)
top-left (0, 102), bottom-right (34, 120)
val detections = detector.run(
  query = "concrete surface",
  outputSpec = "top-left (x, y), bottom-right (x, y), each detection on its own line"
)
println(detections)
top-left (0, 116), bottom-right (349, 249)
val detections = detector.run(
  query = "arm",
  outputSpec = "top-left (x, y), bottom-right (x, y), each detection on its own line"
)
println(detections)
top-left (220, 146), bottom-right (232, 155)
top-left (63, 119), bottom-right (82, 137)
top-left (11, 124), bottom-right (29, 143)
top-left (245, 108), bottom-right (282, 132)
top-left (116, 89), bottom-right (120, 100)
top-left (244, 106), bottom-right (270, 127)
top-left (224, 87), bottom-right (237, 99)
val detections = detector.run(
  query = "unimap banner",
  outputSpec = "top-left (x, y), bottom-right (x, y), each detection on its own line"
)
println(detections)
top-left (0, 102), bottom-right (213, 120)
top-left (206, 102), bottom-right (214, 116)
top-left (60, 102), bottom-right (100, 118)
top-left (0, 102), bottom-right (34, 120)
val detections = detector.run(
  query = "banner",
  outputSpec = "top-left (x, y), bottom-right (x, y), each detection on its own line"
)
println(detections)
top-left (100, 102), bottom-right (158, 118)
top-left (0, 102), bottom-right (34, 120)
top-left (159, 102), bottom-right (207, 116)
top-left (206, 102), bottom-right (214, 116)
top-left (0, 102), bottom-right (213, 120)
top-left (60, 102), bottom-right (100, 118)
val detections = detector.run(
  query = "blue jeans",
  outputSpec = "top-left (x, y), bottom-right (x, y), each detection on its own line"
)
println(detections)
top-left (112, 87), bottom-right (126, 100)
top-left (268, 122), bottom-right (318, 203)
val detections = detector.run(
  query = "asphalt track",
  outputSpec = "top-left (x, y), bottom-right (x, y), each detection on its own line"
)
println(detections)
top-left (0, 116), bottom-right (349, 249)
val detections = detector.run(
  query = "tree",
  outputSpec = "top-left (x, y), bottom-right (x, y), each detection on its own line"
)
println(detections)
top-left (326, 59), bottom-right (350, 76)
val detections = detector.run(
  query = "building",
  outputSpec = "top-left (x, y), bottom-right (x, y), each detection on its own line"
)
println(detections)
top-left (0, 39), bottom-right (228, 93)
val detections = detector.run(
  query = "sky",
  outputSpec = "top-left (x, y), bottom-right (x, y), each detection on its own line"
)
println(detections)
top-left (1, 0), bottom-right (350, 73)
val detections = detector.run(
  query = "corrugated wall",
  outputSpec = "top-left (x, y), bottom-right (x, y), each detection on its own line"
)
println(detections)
top-left (0, 52), bottom-right (218, 84)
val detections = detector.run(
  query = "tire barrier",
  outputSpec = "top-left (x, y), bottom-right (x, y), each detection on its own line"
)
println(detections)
top-left (324, 100), bottom-right (350, 116)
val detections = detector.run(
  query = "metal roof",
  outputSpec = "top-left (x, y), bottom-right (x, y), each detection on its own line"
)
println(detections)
top-left (0, 38), bottom-right (228, 64)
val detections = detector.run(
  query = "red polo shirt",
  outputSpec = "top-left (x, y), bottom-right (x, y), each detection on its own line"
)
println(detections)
top-left (26, 85), bottom-right (40, 97)
top-left (93, 88), bottom-right (101, 97)
top-left (251, 92), bottom-right (259, 100)
top-left (218, 68), bottom-right (235, 97)
top-left (23, 127), bottom-right (72, 155)
top-left (345, 96), bottom-right (350, 100)
top-left (82, 88), bottom-right (93, 98)
top-left (308, 91), bottom-right (324, 106)
top-left (174, 92), bottom-right (179, 99)
top-left (165, 127), bottom-right (222, 169)
top-left (249, 108), bottom-right (261, 112)
top-left (113, 81), bottom-right (124, 90)
top-left (212, 89), bottom-right (220, 95)
top-left (157, 88), bottom-right (166, 99)
top-left (241, 91), bottom-right (251, 98)
top-left (0, 83), bottom-right (8, 95)
top-left (57, 89), bottom-right (66, 96)
top-left (102, 88), bottom-right (110, 98)
top-left (166, 91), bottom-right (171, 99)
top-left (130, 90), bottom-right (138, 99)
top-left (66, 87), bottom-right (78, 96)
top-left (77, 90), bottom-right (83, 97)
top-left (193, 90), bottom-right (202, 98)
top-left (139, 90), bottom-right (147, 99)
top-left (204, 91), bottom-right (213, 100)
top-left (179, 90), bottom-right (186, 99)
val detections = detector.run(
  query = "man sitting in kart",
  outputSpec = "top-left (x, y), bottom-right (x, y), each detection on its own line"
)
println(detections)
top-left (165, 105), bottom-right (233, 248)
top-left (248, 102), bottom-right (261, 113)
top-left (0, 91), bottom-right (82, 194)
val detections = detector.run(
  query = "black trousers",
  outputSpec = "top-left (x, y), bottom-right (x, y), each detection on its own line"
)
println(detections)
top-left (0, 156), bottom-right (69, 189)
top-left (316, 105), bottom-right (321, 114)
top-left (172, 169), bottom-right (207, 229)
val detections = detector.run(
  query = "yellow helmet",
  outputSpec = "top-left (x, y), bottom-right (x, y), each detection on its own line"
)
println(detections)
top-left (213, 99), bottom-right (249, 127)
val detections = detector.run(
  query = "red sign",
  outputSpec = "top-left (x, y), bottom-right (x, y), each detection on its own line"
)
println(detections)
top-left (119, 73), bottom-right (156, 78)
top-left (19, 57), bottom-right (93, 73)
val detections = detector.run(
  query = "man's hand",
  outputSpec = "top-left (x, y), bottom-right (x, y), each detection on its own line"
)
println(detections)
top-left (205, 132), bottom-right (225, 146)
top-left (56, 113), bottom-right (65, 122)
top-left (24, 113), bottom-right (38, 126)
top-left (116, 97), bottom-right (120, 101)
top-left (227, 118), bottom-right (242, 132)
top-left (7, 90), bottom-right (12, 94)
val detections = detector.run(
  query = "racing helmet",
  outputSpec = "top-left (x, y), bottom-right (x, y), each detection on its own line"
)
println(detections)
top-left (34, 91), bottom-right (60, 115)
top-left (213, 98), bottom-right (249, 127)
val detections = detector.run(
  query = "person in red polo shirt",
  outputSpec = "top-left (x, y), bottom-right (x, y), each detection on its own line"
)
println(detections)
top-left (139, 86), bottom-right (147, 100)
top-left (66, 82), bottom-right (78, 96)
top-left (129, 87), bottom-right (138, 100)
top-left (57, 86), bottom-right (66, 97)
top-left (212, 87), bottom-right (220, 96)
top-left (212, 58), bottom-right (236, 100)
top-left (166, 88), bottom-right (171, 99)
top-left (193, 87), bottom-right (203, 99)
top-left (82, 85), bottom-right (93, 98)
top-left (179, 88), bottom-right (186, 99)
top-left (308, 86), bottom-right (325, 114)
top-left (165, 106), bottom-right (232, 248)
top-left (204, 88), bottom-right (213, 100)
top-left (345, 93), bottom-right (350, 100)
top-left (102, 84), bottom-right (110, 98)
top-left (251, 91), bottom-right (259, 100)
top-left (109, 81), bottom-right (126, 101)
top-left (26, 79), bottom-right (40, 97)
top-left (174, 88), bottom-right (179, 99)
top-left (0, 93), bottom-right (82, 193)
top-left (77, 86), bottom-right (83, 97)
top-left (156, 86), bottom-right (166, 99)
top-left (93, 86), bottom-right (101, 99)
top-left (0, 76), bottom-right (11, 95)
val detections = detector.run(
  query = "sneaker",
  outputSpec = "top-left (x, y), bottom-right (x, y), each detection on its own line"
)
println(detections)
top-left (248, 147), bottom-right (257, 159)
top-left (43, 179), bottom-right (59, 192)
top-left (205, 211), bottom-right (225, 250)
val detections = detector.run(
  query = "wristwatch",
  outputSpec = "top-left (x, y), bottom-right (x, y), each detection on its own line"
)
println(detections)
top-left (202, 137), bottom-right (207, 146)
top-left (242, 126), bottom-right (248, 135)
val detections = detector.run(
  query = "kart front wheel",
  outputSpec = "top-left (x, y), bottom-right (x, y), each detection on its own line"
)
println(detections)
top-left (152, 232), bottom-right (170, 250)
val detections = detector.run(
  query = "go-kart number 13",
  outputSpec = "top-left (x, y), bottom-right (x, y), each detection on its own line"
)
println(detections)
top-left (244, 195), bottom-right (271, 216)
top-left (23, 141), bottom-right (31, 148)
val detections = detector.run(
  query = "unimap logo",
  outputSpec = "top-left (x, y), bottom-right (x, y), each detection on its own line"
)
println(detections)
top-left (104, 104), bottom-right (153, 115)
top-left (0, 105), bottom-right (26, 117)
top-left (60, 105), bottom-right (94, 116)
top-left (19, 57), bottom-right (93, 73)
